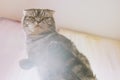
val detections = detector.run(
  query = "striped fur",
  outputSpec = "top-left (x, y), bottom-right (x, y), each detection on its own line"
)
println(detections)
top-left (22, 9), bottom-right (55, 36)
top-left (20, 9), bottom-right (97, 80)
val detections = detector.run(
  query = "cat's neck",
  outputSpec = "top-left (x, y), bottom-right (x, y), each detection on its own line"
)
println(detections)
top-left (26, 31), bottom-right (57, 42)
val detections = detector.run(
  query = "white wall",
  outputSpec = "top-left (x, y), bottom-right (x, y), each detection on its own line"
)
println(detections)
top-left (0, 0), bottom-right (120, 40)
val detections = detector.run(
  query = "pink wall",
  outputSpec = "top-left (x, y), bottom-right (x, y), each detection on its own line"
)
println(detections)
top-left (0, 18), bottom-right (43, 80)
top-left (0, 18), bottom-right (24, 80)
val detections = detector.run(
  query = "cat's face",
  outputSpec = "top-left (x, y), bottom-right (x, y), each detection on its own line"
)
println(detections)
top-left (22, 9), bottom-right (56, 35)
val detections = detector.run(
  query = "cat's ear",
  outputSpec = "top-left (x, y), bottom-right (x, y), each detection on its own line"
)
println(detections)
top-left (23, 9), bottom-right (28, 16)
top-left (23, 10), bottom-right (28, 16)
top-left (23, 9), bottom-right (34, 16)
top-left (49, 9), bottom-right (55, 14)
top-left (48, 9), bottom-right (55, 15)
top-left (46, 9), bottom-right (55, 17)
top-left (23, 11), bottom-right (26, 16)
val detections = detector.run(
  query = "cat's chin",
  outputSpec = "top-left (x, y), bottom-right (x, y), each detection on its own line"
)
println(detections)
top-left (19, 59), bottom-right (35, 70)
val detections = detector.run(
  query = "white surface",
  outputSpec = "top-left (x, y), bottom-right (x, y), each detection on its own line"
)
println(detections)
top-left (0, 0), bottom-right (120, 40)
top-left (59, 29), bottom-right (120, 80)
top-left (0, 19), bottom-right (120, 80)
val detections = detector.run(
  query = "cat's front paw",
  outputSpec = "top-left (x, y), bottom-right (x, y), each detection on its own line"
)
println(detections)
top-left (19, 59), bottom-right (34, 70)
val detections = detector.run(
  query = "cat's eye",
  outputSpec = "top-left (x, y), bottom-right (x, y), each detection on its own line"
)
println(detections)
top-left (28, 16), bottom-right (35, 20)
top-left (25, 16), bottom-right (34, 20)
top-left (39, 17), bottom-right (50, 23)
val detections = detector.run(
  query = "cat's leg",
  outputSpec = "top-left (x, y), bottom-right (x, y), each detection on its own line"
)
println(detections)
top-left (19, 59), bottom-right (35, 70)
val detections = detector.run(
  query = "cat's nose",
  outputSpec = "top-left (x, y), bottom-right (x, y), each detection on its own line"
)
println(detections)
top-left (35, 18), bottom-right (41, 23)
top-left (35, 25), bottom-right (43, 29)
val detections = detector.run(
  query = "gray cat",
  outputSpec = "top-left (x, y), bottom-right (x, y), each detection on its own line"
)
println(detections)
top-left (19, 9), bottom-right (96, 80)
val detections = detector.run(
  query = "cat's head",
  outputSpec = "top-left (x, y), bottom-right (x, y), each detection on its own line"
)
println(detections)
top-left (22, 9), bottom-right (56, 36)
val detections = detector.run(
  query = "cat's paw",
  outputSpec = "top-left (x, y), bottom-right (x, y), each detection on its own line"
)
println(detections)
top-left (19, 59), bottom-right (34, 70)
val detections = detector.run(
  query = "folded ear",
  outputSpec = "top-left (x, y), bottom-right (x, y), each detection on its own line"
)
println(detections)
top-left (48, 9), bottom-right (55, 14)
top-left (19, 59), bottom-right (35, 70)
top-left (23, 9), bottom-right (34, 16)
top-left (45, 9), bottom-right (55, 17)
top-left (23, 9), bottom-right (28, 16)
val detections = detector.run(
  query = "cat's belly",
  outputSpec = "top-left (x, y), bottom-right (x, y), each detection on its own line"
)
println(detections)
top-left (26, 40), bottom-right (82, 80)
